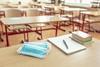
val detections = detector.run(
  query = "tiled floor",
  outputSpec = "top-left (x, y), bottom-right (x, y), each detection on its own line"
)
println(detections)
top-left (0, 25), bottom-right (100, 48)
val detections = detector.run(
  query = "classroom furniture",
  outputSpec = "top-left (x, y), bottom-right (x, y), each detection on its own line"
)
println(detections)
top-left (25, 8), bottom-right (48, 39)
top-left (0, 16), bottom-right (69, 46)
top-left (0, 32), bottom-right (3, 42)
top-left (60, 7), bottom-right (87, 31)
top-left (0, 11), bottom-right (5, 42)
top-left (81, 11), bottom-right (100, 32)
top-left (4, 8), bottom-right (30, 42)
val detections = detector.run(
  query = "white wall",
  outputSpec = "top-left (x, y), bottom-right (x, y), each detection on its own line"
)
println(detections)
top-left (0, 0), bottom-right (9, 4)
top-left (37, 0), bottom-right (51, 3)
top-left (0, 0), bottom-right (33, 4)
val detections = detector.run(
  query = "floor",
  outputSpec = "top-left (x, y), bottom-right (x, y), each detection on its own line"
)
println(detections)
top-left (0, 25), bottom-right (100, 48)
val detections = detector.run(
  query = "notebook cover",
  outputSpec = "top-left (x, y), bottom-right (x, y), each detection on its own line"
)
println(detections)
top-left (48, 35), bottom-right (86, 54)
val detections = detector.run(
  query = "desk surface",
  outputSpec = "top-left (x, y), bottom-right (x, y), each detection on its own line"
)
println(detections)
top-left (18, 8), bottom-right (45, 12)
top-left (0, 36), bottom-right (100, 67)
top-left (1, 15), bottom-right (69, 25)
top-left (81, 11), bottom-right (100, 16)
top-left (60, 7), bottom-right (86, 11)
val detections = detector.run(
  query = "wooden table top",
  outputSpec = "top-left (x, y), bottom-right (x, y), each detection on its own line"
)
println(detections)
top-left (0, 15), bottom-right (69, 25)
top-left (60, 7), bottom-right (87, 11)
top-left (0, 35), bottom-right (100, 67)
top-left (18, 8), bottom-right (46, 12)
top-left (81, 11), bottom-right (100, 16)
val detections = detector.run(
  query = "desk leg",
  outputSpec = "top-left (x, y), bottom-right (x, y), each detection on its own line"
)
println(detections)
top-left (38, 27), bottom-right (43, 39)
top-left (81, 14), bottom-right (86, 31)
top-left (55, 22), bottom-right (59, 36)
top-left (24, 32), bottom-right (26, 41)
top-left (0, 22), bottom-right (4, 33)
top-left (26, 32), bottom-right (29, 41)
top-left (72, 22), bottom-right (75, 31)
top-left (23, 29), bottom-right (29, 42)
top-left (0, 22), bottom-right (4, 42)
top-left (0, 33), bottom-right (3, 42)
top-left (5, 25), bottom-right (9, 47)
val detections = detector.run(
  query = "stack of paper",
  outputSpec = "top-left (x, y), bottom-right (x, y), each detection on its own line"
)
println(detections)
top-left (17, 42), bottom-right (51, 59)
top-left (48, 35), bottom-right (86, 54)
top-left (71, 31), bottom-right (93, 45)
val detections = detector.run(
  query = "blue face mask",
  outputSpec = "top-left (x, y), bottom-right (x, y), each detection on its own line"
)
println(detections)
top-left (24, 42), bottom-right (49, 49)
top-left (17, 42), bottom-right (49, 59)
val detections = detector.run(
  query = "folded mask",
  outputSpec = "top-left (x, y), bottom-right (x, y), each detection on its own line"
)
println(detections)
top-left (24, 42), bottom-right (49, 49)
top-left (17, 42), bottom-right (50, 59)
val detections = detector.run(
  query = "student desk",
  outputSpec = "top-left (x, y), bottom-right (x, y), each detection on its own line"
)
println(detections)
top-left (80, 11), bottom-right (100, 31)
top-left (60, 7), bottom-right (86, 14)
top-left (0, 35), bottom-right (100, 67)
top-left (0, 16), bottom-right (69, 46)
top-left (81, 11), bottom-right (100, 16)
top-left (60, 7), bottom-right (86, 12)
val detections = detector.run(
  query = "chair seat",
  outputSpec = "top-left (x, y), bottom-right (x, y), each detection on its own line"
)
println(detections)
top-left (45, 10), bottom-right (55, 15)
top-left (90, 23), bottom-right (100, 32)
top-left (27, 24), bottom-right (48, 28)
top-left (72, 18), bottom-right (84, 24)
top-left (61, 14), bottom-right (73, 18)
top-left (8, 25), bottom-right (29, 30)
top-left (0, 11), bottom-right (5, 17)
top-left (85, 18), bottom-right (100, 23)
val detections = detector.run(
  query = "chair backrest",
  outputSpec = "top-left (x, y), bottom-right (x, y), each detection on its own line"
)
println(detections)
top-left (0, 11), bottom-right (5, 18)
top-left (18, 4), bottom-right (30, 8)
top-left (26, 9), bottom-right (41, 16)
top-left (5, 8), bottom-right (23, 17)
top-left (0, 5), bottom-right (11, 8)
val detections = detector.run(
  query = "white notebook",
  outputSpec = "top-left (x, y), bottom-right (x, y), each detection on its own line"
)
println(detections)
top-left (48, 35), bottom-right (86, 54)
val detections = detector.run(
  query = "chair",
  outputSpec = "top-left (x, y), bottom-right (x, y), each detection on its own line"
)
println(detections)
top-left (84, 15), bottom-right (100, 32)
top-left (71, 12), bottom-right (85, 31)
top-left (43, 5), bottom-right (55, 15)
top-left (73, 10), bottom-right (100, 32)
top-left (0, 11), bottom-right (5, 42)
top-left (0, 5), bottom-right (11, 8)
top-left (60, 9), bottom-right (80, 29)
top-left (0, 11), bottom-right (5, 33)
top-left (25, 9), bottom-right (48, 39)
top-left (60, 11), bottom-right (73, 26)
top-left (26, 9), bottom-right (41, 16)
top-left (5, 8), bottom-right (23, 17)
top-left (18, 4), bottom-right (30, 8)
top-left (4, 8), bottom-right (30, 42)
top-left (0, 24), bottom-right (3, 42)
top-left (0, 31), bottom-right (3, 42)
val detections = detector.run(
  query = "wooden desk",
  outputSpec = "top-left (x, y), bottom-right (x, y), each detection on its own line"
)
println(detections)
top-left (60, 7), bottom-right (87, 19)
top-left (80, 11), bottom-right (100, 31)
top-left (1, 16), bottom-right (68, 25)
top-left (0, 16), bottom-right (69, 46)
top-left (0, 35), bottom-right (100, 67)
top-left (81, 11), bottom-right (100, 16)
top-left (60, 7), bottom-right (86, 11)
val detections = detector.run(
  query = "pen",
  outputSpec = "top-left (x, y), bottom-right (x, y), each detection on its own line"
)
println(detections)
top-left (63, 40), bottom-right (68, 49)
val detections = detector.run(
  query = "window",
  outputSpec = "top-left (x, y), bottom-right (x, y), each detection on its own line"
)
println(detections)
top-left (82, 0), bottom-right (94, 4)
top-left (64, 0), bottom-right (94, 4)
top-left (64, 0), bottom-right (80, 3)
top-left (37, 0), bottom-right (51, 3)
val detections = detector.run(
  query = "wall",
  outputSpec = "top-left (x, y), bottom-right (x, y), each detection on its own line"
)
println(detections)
top-left (0, 0), bottom-right (33, 4)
